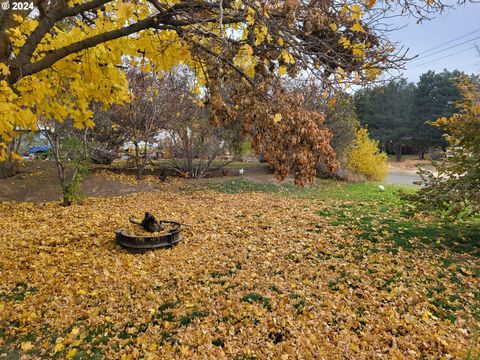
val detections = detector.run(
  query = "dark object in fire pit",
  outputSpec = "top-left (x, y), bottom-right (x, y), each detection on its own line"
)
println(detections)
top-left (116, 220), bottom-right (184, 252)
top-left (129, 212), bottom-right (163, 233)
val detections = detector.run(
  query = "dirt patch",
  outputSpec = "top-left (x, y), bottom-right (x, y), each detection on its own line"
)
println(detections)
top-left (0, 161), bottom-right (160, 203)
top-left (387, 158), bottom-right (437, 172)
top-left (0, 161), bottom-right (278, 203)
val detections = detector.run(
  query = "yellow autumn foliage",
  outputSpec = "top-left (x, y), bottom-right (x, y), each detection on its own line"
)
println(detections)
top-left (0, 5), bottom-right (195, 160)
top-left (347, 127), bottom-right (387, 181)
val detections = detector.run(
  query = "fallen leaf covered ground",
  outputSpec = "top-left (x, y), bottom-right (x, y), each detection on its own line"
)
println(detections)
top-left (0, 181), bottom-right (479, 359)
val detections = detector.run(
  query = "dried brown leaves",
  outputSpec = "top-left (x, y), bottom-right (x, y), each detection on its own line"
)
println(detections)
top-left (207, 74), bottom-right (339, 186)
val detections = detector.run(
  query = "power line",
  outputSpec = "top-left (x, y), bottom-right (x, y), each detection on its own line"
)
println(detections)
top-left (411, 34), bottom-right (480, 62)
top-left (416, 27), bottom-right (480, 56)
top-left (409, 45), bottom-right (477, 69)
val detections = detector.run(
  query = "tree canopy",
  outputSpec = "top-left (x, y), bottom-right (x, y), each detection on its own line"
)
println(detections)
top-left (354, 79), bottom-right (415, 154)
top-left (0, 0), bottom-right (463, 182)
top-left (410, 70), bottom-right (462, 155)
top-left (354, 70), bottom-right (469, 159)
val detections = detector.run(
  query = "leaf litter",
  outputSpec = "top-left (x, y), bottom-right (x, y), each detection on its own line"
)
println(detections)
top-left (0, 189), bottom-right (478, 359)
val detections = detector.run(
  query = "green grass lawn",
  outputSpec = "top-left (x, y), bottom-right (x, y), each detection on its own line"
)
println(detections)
top-left (211, 178), bottom-right (480, 323)
top-left (213, 178), bottom-right (480, 258)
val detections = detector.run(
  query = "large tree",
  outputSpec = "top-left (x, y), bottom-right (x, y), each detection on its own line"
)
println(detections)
top-left (354, 79), bottom-right (416, 160)
top-left (107, 69), bottom-right (166, 180)
top-left (157, 69), bottom-right (234, 178)
top-left (410, 69), bottom-right (462, 158)
top-left (0, 0), bottom-right (461, 183)
top-left (291, 80), bottom-right (358, 164)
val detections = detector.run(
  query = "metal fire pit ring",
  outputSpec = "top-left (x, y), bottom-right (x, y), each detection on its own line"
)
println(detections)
top-left (116, 221), bottom-right (184, 252)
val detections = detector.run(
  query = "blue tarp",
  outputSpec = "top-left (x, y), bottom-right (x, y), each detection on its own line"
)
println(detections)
top-left (27, 146), bottom-right (51, 154)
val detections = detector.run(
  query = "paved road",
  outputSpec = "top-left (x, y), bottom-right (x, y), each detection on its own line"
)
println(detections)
top-left (385, 170), bottom-right (421, 186)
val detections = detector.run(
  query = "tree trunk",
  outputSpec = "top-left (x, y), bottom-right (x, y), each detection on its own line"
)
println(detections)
top-left (62, 191), bottom-right (71, 206)
top-left (419, 149), bottom-right (425, 160)
top-left (395, 144), bottom-right (402, 162)
top-left (0, 136), bottom-right (22, 179)
top-left (0, 160), bottom-right (17, 179)
top-left (133, 141), bottom-right (143, 180)
top-left (46, 131), bottom-right (70, 206)
top-left (55, 162), bottom-right (72, 207)
top-left (55, 158), bottom-right (69, 206)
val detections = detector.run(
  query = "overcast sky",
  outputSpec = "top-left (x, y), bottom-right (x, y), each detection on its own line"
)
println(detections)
top-left (386, 2), bottom-right (480, 82)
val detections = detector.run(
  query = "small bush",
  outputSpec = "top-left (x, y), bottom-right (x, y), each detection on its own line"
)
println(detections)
top-left (347, 128), bottom-right (387, 181)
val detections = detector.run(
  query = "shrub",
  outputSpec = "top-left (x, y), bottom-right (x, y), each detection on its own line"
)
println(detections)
top-left (347, 128), bottom-right (387, 181)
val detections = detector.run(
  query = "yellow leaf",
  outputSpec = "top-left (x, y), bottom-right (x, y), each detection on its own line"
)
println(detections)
top-left (84, 119), bottom-right (95, 128)
top-left (71, 339), bottom-right (82, 347)
top-left (327, 98), bottom-right (337, 108)
top-left (280, 50), bottom-right (295, 64)
top-left (278, 66), bottom-right (287, 77)
top-left (53, 343), bottom-right (64, 353)
top-left (337, 67), bottom-right (346, 77)
top-left (351, 22), bottom-right (364, 32)
top-left (0, 63), bottom-right (10, 75)
top-left (240, 44), bottom-right (253, 56)
top-left (350, 4), bottom-right (363, 21)
top-left (70, 327), bottom-right (80, 337)
top-left (180, 345), bottom-right (190, 355)
top-left (246, 7), bottom-right (255, 25)
top-left (21, 341), bottom-right (33, 352)
top-left (422, 310), bottom-right (432, 322)
top-left (351, 4), bottom-right (362, 13)
top-left (116, 2), bottom-right (134, 20)
top-left (365, 67), bottom-right (382, 80)
top-left (329, 23), bottom-right (337, 32)
top-left (438, 337), bottom-right (448, 346)
top-left (352, 44), bottom-right (366, 58)
top-left (254, 25), bottom-right (268, 45)
top-left (66, 348), bottom-right (78, 358)
top-left (273, 113), bottom-right (282, 123)
top-left (339, 36), bottom-right (351, 48)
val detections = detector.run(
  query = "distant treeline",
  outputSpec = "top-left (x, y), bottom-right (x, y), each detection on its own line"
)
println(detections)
top-left (354, 70), bottom-right (478, 160)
